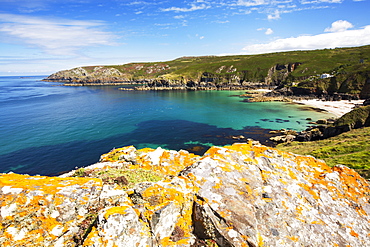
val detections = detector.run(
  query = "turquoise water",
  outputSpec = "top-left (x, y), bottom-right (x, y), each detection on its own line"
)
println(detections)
top-left (0, 76), bottom-right (333, 175)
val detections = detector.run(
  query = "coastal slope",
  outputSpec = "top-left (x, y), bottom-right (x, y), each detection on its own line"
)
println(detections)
top-left (44, 45), bottom-right (370, 97)
top-left (1, 143), bottom-right (369, 246)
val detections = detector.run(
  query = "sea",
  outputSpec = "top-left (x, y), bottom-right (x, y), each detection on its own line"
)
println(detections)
top-left (0, 76), bottom-right (334, 176)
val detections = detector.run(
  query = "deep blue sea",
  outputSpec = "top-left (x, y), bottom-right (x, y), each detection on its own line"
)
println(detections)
top-left (0, 76), bottom-right (333, 175)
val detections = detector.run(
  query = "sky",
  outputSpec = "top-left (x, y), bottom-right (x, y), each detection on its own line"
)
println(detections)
top-left (0, 0), bottom-right (369, 75)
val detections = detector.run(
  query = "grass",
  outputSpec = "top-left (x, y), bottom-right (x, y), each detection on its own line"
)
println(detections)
top-left (335, 105), bottom-right (370, 127)
top-left (276, 127), bottom-right (370, 179)
top-left (73, 166), bottom-right (164, 189)
top-left (80, 45), bottom-right (370, 85)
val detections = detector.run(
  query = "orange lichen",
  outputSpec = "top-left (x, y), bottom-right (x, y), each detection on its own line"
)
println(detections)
top-left (0, 173), bottom-right (101, 194)
top-left (350, 230), bottom-right (359, 238)
top-left (260, 170), bottom-right (271, 182)
top-left (213, 180), bottom-right (223, 189)
top-left (310, 219), bottom-right (325, 225)
top-left (287, 236), bottom-right (299, 242)
top-left (298, 183), bottom-right (320, 200)
top-left (104, 206), bottom-right (130, 219)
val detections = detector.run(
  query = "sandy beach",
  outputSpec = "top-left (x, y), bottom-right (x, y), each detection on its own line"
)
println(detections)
top-left (293, 99), bottom-right (364, 117)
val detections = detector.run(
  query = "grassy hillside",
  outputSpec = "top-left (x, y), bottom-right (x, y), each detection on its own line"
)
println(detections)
top-left (276, 127), bottom-right (370, 179)
top-left (106, 45), bottom-right (370, 83)
top-left (47, 45), bottom-right (370, 95)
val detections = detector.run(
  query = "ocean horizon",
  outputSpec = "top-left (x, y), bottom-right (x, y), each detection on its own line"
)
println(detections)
top-left (0, 76), bottom-right (334, 175)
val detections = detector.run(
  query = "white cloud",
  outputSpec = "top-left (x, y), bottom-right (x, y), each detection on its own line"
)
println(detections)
top-left (324, 20), bottom-right (354, 32)
top-left (257, 27), bottom-right (274, 34)
top-left (265, 28), bottom-right (274, 35)
top-left (236, 0), bottom-right (267, 7)
top-left (267, 10), bottom-right (281, 20)
top-left (0, 14), bottom-right (116, 56)
top-left (174, 15), bottom-right (186, 19)
top-left (301, 0), bottom-right (343, 4)
top-left (214, 20), bottom-right (230, 23)
top-left (161, 3), bottom-right (210, 12)
top-left (242, 25), bottom-right (370, 54)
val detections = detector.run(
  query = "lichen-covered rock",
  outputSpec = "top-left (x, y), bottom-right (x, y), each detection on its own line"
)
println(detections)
top-left (100, 146), bottom-right (199, 177)
top-left (181, 143), bottom-right (370, 246)
top-left (0, 174), bottom-right (103, 246)
top-left (1, 143), bottom-right (369, 246)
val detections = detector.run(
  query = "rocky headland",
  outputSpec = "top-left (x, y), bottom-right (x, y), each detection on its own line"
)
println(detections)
top-left (268, 104), bottom-right (370, 144)
top-left (1, 142), bottom-right (370, 246)
top-left (43, 46), bottom-right (370, 98)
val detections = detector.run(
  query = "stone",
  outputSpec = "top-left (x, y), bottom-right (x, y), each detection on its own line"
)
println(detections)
top-left (1, 143), bottom-right (369, 246)
top-left (316, 119), bottom-right (328, 124)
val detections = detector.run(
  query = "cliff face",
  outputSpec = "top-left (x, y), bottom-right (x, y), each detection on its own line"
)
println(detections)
top-left (1, 143), bottom-right (369, 247)
top-left (264, 62), bottom-right (301, 86)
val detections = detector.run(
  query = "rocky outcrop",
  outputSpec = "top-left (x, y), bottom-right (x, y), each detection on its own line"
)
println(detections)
top-left (270, 105), bottom-right (370, 143)
top-left (360, 77), bottom-right (370, 99)
top-left (44, 67), bottom-right (131, 84)
top-left (1, 143), bottom-right (369, 246)
top-left (265, 63), bottom-right (301, 86)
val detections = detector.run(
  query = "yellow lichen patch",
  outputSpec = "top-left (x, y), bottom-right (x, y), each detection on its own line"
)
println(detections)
top-left (220, 164), bottom-right (232, 172)
top-left (287, 236), bottom-right (299, 242)
top-left (141, 184), bottom-right (179, 207)
top-left (122, 147), bottom-right (199, 178)
top-left (0, 173), bottom-right (101, 195)
top-left (213, 180), bottom-right (223, 189)
top-left (83, 227), bottom-right (100, 246)
top-left (104, 206), bottom-right (130, 219)
top-left (0, 173), bottom-right (103, 246)
top-left (298, 183), bottom-right (320, 200)
top-left (293, 155), bottom-right (331, 174)
top-left (204, 146), bottom-right (225, 156)
top-left (257, 231), bottom-right (265, 247)
top-left (260, 170), bottom-right (271, 183)
top-left (137, 177), bottom-right (195, 246)
top-left (279, 178), bottom-right (288, 185)
top-left (310, 219), bottom-right (325, 225)
top-left (100, 146), bottom-right (135, 162)
top-left (158, 150), bottom-right (199, 176)
top-left (295, 205), bottom-right (304, 215)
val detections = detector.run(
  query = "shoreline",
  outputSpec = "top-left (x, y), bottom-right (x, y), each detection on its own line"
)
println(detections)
top-left (292, 99), bottom-right (364, 118)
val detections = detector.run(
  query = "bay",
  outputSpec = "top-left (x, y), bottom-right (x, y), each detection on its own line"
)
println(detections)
top-left (0, 76), bottom-right (333, 175)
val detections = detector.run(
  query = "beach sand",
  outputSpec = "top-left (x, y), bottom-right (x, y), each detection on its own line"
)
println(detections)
top-left (293, 99), bottom-right (364, 117)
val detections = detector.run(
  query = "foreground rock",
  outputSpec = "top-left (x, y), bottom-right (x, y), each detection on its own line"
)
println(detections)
top-left (1, 143), bottom-right (369, 246)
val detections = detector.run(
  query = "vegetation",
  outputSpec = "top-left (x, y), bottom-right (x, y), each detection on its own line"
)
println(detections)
top-left (276, 127), bottom-right (370, 179)
top-left (109, 46), bottom-right (370, 83)
top-left (335, 105), bottom-right (370, 127)
top-left (51, 45), bottom-right (370, 95)
top-left (73, 166), bottom-right (164, 189)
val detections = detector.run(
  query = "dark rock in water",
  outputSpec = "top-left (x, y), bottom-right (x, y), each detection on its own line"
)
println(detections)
top-left (1, 143), bottom-right (369, 246)
top-left (316, 119), bottom-right (328, 124)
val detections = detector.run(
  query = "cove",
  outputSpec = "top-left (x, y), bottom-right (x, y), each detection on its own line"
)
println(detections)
top-left (0, 76), bottom-right (333, 175)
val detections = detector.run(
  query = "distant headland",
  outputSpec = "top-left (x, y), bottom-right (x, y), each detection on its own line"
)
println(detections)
top-left (43, 45), bottom-right (370, 100)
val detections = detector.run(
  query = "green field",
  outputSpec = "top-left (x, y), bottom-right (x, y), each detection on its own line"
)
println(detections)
top-left (106, 45), bottom-right (370, 83)
top-left (276, 127), bottom-right (370, 180)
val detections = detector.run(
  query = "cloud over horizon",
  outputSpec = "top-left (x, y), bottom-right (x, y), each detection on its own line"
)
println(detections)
top-left (0, 14), bottom-right (117, 56)
top-left (242, 21), bottom-right (370, 54)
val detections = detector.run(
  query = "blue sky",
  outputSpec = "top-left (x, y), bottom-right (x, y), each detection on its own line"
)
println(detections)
top-left (0, 0), bottom-right (369, 75)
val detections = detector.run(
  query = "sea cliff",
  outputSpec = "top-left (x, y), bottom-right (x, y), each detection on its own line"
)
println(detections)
top-left (1, 142), bottom-right (369, 246)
